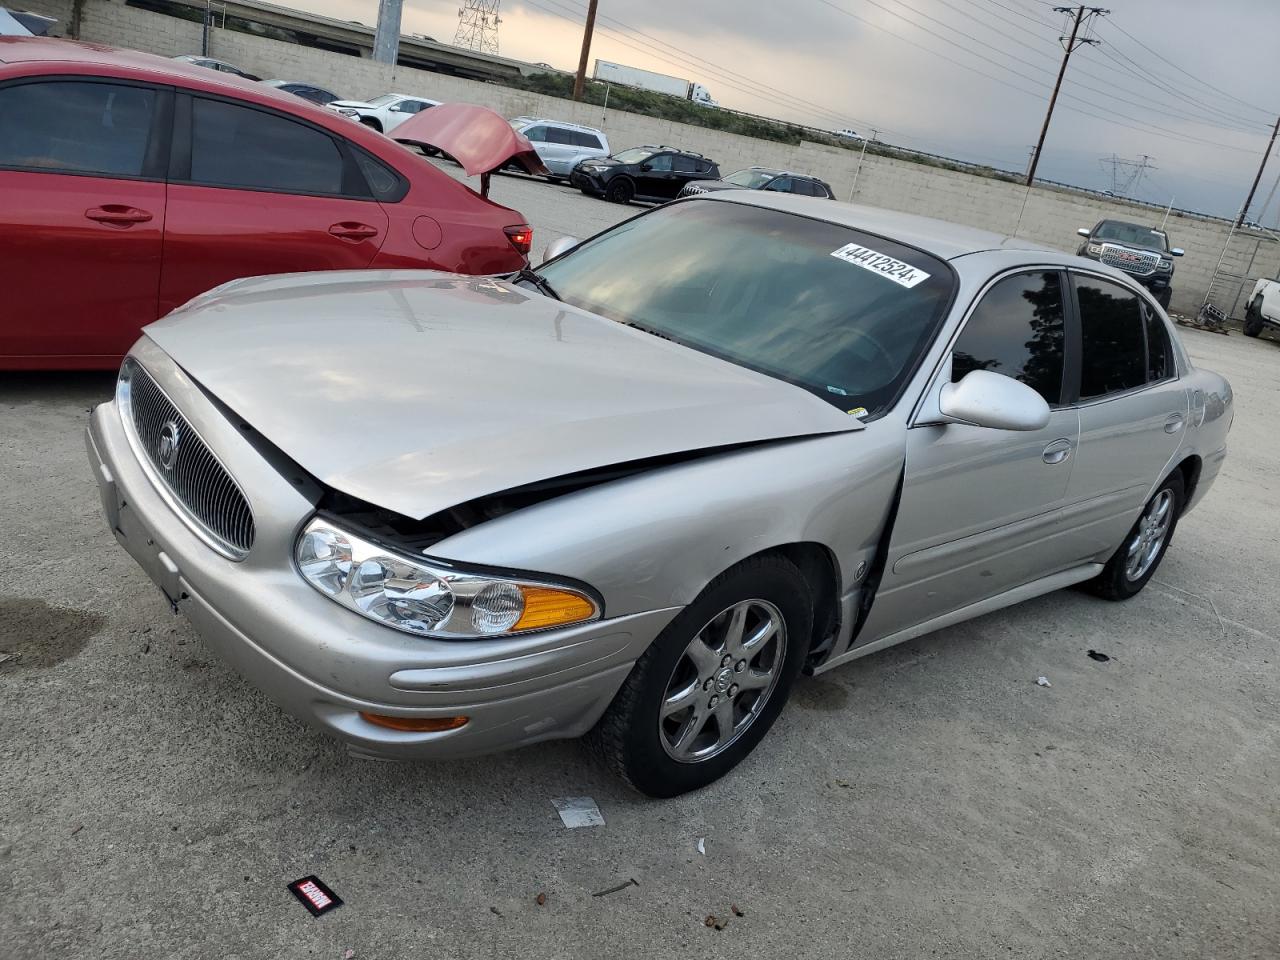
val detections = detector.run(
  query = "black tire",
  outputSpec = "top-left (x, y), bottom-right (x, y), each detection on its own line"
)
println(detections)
top-left (1156, 286), bottom-right (1172, 310)
top-left (1244, 299), bottom-right (1265, 337)
top-left (360, 117), bottom-right (382, 133)
top-left (589, 554), bottom-right (813, 797)
top-left (1088, 471), bottom-right (1184, 601)
top-left (605, 177), bottom-right (635, 204)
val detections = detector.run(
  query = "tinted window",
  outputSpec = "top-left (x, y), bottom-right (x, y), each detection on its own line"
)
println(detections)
top-left (673, 154), bottom-right (698, 173)
top-left (790, 179), bottom-right (817, 196)
top-left (813, 181), bottom-right (833, 198)
top-left (190, 98), bottom-right (344, 195)
top-left (643, 153), bottom-right (673, 171)
top-left (539, 200), bottom-right (955, 417)
top-left (352, 148), bottom-right (403, 201)
top-left (1076, 276), bottom-right (1147, 398)
top-left (0, 81), bottom-right (156, 177)
top-left (766, 177), bottom-right (794, 192)
top-left (545, 126), bottom-right (575, 145)
top-left (1144, 299), bottom-right (1174, 381)
top-left (398, 100), bottom-right (430, 114)
top-left (696, 159), bottom-right (716, 174)
top-left (572, 130), bottom-right (603, 149)
top-left (522, 125), bottom-right (549, 142)
top-left (953, 271), bottom-right (1066, 405)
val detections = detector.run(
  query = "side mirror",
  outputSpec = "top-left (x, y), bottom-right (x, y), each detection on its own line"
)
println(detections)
top-left (542, 235), bottom-right (580, 264)
top-left (939, 370), bottom-right (1051, 431)
top-left (1076, 227), bottom-right (1091, 238)
top-left (1171, 247), bottom-right (1184, 257)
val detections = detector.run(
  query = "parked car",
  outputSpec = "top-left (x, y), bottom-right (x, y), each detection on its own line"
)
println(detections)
top-left (0, 38), bottom-right (533, 368)
top-left (262, 79), bottom-right (341, 105)
top-left (326, 93), bottom-right (438, 134)
top-left (571, 146), bottom-right (719, 203)
top-left (1244, 278), bottom-right (1280, 338)
top-left (678, 166), bottom-right (833, 199)
top-left (507, 116), bottom-right (609, 180)
top-left (172, 54), bottom-right (260, 81)
top-left (1076, 219), bottom-right (1183, 309)
top-left (87, 191), bottom-right (1231, 797)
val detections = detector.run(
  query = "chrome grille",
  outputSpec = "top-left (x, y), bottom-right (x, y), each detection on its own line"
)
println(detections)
top-left (678, 184), bottom-right (707, 198)
top-left (118, 358), bottom-right (255, 559)
top-left (1099, 243), bottom-right (1160, 277)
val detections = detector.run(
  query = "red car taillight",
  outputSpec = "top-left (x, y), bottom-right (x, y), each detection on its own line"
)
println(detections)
top-left (504, 224), bottom-right (533, 256)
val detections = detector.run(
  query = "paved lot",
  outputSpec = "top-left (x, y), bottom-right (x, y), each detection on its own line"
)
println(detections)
top-left (2, 176), bottom-right (1278, 960)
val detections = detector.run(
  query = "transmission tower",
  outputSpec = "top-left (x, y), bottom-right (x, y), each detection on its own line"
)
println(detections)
top-left (454, 0), bottom-right (501, 54)
top-left (1099, 154), bottom-right (1157, 197)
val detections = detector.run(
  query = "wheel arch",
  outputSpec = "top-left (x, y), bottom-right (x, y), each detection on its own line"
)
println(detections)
top-left (733, 542), bottom-right (842, 659)
top-left (360, 116), bottom-right (383, 133)
top-left (1172, 454), bottom-right (1201, 513)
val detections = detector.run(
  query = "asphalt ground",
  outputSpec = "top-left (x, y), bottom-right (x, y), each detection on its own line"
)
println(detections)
top-left (2, 173), bottom-right (1277, 959)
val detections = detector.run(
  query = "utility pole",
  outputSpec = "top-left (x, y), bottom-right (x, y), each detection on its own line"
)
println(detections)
top-left (571, 0), bottom-right (599, 101)
top-left (1237, 116), bottom-right (1280, 227)
top-left (372, 0), bottom-right (403, 65)
top-left (1026, 5), bottom-right (1107, 187)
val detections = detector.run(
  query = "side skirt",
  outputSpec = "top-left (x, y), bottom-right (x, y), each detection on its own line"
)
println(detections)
top-left (811, 562), bottom-right (1103, 675)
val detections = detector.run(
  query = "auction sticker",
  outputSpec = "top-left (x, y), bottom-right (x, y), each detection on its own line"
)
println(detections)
top-left (287, 875), bottom-right (343, 917)
top-left (831, 243), bottom-right (931, 288)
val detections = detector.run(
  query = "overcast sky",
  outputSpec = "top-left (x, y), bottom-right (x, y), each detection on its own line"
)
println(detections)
top-left (303, 0), bottom-right (1280, 221)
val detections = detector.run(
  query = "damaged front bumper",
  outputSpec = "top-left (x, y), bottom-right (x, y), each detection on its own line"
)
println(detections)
top-left (86, 343), bottom-right (679, 760)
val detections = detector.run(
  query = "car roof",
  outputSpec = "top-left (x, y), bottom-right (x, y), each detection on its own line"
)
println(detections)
top-left (703, 190), bottom-right (1058, 261)
top-left (511, 116), bottom-right (605, 135)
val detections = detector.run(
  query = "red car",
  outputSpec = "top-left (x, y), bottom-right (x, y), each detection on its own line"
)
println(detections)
top-left (0, 38), bottom-right (534, 369)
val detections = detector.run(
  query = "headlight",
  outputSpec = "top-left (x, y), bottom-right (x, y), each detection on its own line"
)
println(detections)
top-left (1086, 243), bottom-right (1102, 255)
top-left (1157, 259), bottom-right (1173, 272)
top-left (338, 108), bottom-right (359, 117)
top-left (294, 517), bottom-right (600, 639)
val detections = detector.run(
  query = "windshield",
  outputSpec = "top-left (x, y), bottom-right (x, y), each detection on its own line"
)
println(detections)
top-left (612, 148), bottom-right (655, 164)
top-left (538, 202), bottom-right (956, 416)
top-left (1094, 221), bottom-right (1169, 252)
top-left (367, 94), bottom-right (400, 107)
top-left (724, 168), bottom-right (780, 188)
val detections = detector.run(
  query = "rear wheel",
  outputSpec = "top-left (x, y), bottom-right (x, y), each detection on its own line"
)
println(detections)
top-left (590, 554), bottom-right (811, 797)
top-left (1089, 471), bottom-right (1184, 601)
top-left (1244, 298), bottom-right (1265, 337)
top-left (605, 178), bottom-right (635, 204)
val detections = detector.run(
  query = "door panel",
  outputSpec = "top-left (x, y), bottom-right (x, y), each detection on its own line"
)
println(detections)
top-left (159, 95), bottom-right (387, 313)
top-left (862, 409), bottom-right (1081, 638)
top-left (159, 185), bottom-right (387, 314)
top-left (0, 78), bottom-right (167, 362)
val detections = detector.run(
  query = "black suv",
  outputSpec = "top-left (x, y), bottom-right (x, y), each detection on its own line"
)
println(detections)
top-left (678, 167), bottom-right (834, 200)
top-left (1076, 219), bottom-right (1183, 309)
top-left (571, 146), bottom-right (719, 203)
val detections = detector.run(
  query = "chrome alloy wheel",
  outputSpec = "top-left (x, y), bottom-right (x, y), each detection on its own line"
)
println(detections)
top-left (1125, 488), bottom-right (1174, 581)
top-left (658, 599), bottom-right (787, 763)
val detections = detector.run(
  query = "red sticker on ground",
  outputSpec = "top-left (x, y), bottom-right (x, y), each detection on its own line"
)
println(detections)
top-left (287, 875), bottom-right (343, 917)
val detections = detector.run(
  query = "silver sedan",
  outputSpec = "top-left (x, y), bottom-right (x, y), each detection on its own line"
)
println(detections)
top-left (86, 192), bottom-right (1232, 796)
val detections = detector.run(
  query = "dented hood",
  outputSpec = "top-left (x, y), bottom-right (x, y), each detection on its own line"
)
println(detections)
top-left (144, 270), bottom-right (860, 520)
top-left (393, 102), bottom-right (549, 176)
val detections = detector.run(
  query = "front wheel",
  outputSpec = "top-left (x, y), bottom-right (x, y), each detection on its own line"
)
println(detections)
top-left (1156, 286), bottom-right (1172, 310)
top-left (1244, 298), bottom-right (1265, 337)
top-left (1089, 471), bottom-right (1184, 601)
top-left (590, 555), bottom-right (812, 797)
top-left (605, 178), bottom-right (635, 204)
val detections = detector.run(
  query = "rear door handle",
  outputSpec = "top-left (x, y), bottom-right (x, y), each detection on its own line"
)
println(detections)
top-left (1042, 438), bottom-right (1073, 464)
top-left (1164, 413), bottom-right (1185, 434)
top-left (85, 205), bottom-right (153, 226)
top-left (329, 222), bottom-right (379, 241)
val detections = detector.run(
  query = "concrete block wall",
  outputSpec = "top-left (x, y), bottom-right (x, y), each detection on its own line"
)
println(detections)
top-left (19, 0), bottom-right (1280, 314)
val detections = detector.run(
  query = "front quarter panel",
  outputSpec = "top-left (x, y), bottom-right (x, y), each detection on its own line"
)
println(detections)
top-left (428, 422), bottom-right (906, 620)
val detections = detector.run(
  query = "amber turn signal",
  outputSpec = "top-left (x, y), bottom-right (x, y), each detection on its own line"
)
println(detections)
top-left (359, 713), bottom-right (469, 733)
top-left (514, 586), bottom-right (597, 631)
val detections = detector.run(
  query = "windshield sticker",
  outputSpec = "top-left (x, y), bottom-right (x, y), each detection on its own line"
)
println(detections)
top-left (830, 243), bottom-right (931, 288)
top-left (846, 406), bottom-right (869, 418)
top-left (826, 385), bottom-right (849, 396)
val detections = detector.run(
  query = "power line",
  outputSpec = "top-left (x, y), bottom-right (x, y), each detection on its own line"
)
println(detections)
top-left (1102, 19), bottom-right (1274, 118)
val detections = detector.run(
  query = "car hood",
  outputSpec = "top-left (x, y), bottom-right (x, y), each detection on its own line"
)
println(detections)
top-left (328, 99), bottom-right (375, 109)
top-left (144, 271), bottom-right (861, 520)
top-left (393, 103), bottom-right (549, 176)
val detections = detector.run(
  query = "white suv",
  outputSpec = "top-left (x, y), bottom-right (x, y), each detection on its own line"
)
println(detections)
top-left (326, 93), bottom-right (439, 134)
top-left (509, 117), bottom-right (610, 179)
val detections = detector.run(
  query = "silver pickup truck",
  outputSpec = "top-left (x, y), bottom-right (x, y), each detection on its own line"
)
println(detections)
top-left (1244, 278), bottom-right (1280, 337)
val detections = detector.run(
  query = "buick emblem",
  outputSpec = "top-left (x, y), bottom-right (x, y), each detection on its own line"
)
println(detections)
top-left (158, 420), bottom-right (181, 471)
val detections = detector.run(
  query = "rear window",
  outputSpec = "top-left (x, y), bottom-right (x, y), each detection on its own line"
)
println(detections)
top-left (539, 201), bottom-right (955, 417)
top-left (571, 130), bottom-right (603, 149)
top-left (0, 80), bottom-right (156, 177)
top-left (190, 97), bottom-right (344, 195)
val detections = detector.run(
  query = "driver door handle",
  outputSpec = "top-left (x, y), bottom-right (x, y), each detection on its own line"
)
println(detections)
top-left (329, 222), bottom-right (379, 241)
top-left (1042, 438), bottom-right (1074, 465)
top-left (85, 205), bottom-right (153, 226)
